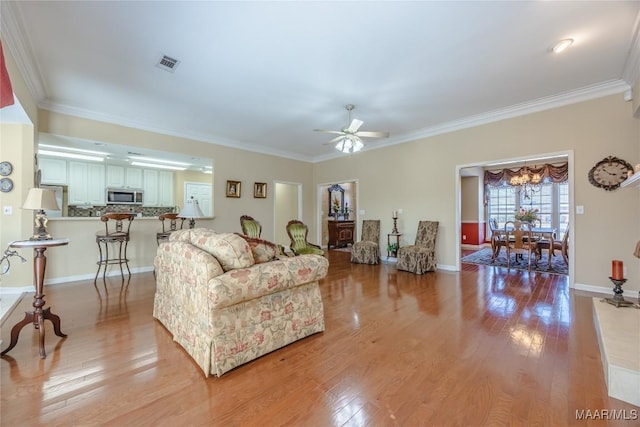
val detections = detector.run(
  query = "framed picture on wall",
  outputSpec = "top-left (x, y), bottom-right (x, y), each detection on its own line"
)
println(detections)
top-left (226, 180), bottom-right (241, 198)
top-left (254, 182), bottom-right (267, 198)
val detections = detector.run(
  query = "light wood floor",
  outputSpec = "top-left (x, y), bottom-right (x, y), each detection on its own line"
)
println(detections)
top-left (1, 250), bottom-right (637, 426)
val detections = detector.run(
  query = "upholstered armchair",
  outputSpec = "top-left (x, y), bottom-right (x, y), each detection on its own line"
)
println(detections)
top-left (396, 221), bottom-right (439, 274)
top-left (240, 215), bottom-right (262, 238)
top-left (286, 220), bottom-right (324, 256)
top-left (350, 220), bottom-right (380, 264)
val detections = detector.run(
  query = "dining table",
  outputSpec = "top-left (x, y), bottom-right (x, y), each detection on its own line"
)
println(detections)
top-left (491, 224), bottom-right (557, 265)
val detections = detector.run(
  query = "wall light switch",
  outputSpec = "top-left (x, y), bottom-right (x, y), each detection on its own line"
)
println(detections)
top-left (576, 205), bottom-right (584, 214)
top-left (3, 206), bottom-right (12, 215)
top-left (398, 209), bottom-right (403, 215)
top-left (358, 209), bottom-right (365, 215)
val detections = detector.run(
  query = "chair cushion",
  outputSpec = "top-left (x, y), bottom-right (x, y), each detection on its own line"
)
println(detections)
top-left (235, 234), bottom-right (279, 264)
top-left (295, 246), bottom-right (325, 256)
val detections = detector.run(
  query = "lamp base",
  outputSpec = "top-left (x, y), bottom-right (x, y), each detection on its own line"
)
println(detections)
top-left (31, 211), bottom-right (53, 240)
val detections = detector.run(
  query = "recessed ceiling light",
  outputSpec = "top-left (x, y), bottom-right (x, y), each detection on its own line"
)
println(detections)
top-left (552, 38), bottom-right (574, 53)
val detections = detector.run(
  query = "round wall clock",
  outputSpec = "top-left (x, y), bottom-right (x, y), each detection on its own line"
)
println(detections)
top-left (588, 156), bottom-right (633, 191)
top-left (0, 177), bottom-right (14, 193)
top-left (0, 161), bottom-right (13, 176)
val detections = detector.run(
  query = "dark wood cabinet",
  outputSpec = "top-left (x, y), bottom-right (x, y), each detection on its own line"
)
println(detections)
top-left (328, 220), bottom-right (355, 249)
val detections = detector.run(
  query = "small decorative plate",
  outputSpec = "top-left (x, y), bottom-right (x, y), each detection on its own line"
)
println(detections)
top-left (0, 177), bottom-right (14, 192)
top-left (0, 161), bottom-right (13, 176)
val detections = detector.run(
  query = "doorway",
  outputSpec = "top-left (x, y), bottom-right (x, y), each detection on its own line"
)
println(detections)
top-left (456, 150), bottom-right (575, 286)
top-left (274, 181), bottom-right (301, 250)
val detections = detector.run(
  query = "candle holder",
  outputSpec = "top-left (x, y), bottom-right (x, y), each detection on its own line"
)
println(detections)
top-left (391, 217), bottom-right (398, 234)
top-left (603, 277), bottom-right (635, 308)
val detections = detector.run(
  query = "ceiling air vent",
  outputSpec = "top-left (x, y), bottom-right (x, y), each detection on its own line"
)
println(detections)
top-left (156, 55), bottom-right (180, 73)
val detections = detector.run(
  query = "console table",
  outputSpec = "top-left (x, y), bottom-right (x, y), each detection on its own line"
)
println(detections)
top-left (328, 220), bottom-right (355, 249)
top-left (1, 238), bottom-right (69, 358)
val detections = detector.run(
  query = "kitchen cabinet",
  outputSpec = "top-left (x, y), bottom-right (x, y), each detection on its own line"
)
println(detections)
top-left (143, 169), bottom-right (174, 207)
top-left (328, 220), bottom-right (355, 249)
top-left (143, 169), bottom-right (159, 206)
top-left (106, 165), bottom-right (143, 188)
top-left (126, 167), bottom-right (143, 188)
top-left (68, 161), bottom-right (105, 205)
top-left (39, 157), bottom-right (67, 185)
top-left (158, 171), bottom-right (174, 207)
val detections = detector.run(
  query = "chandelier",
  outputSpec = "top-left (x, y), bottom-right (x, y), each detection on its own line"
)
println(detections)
top-left (335, 135), bottom-right (363, 154)
top-left (509, 165), bottom-right (542, 200)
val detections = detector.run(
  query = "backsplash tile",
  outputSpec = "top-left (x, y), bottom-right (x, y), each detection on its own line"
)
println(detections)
top-left (68, 205), bottom-right (175, 218)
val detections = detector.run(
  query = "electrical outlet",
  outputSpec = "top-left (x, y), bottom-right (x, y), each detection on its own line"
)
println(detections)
top-left (463, 235), bottom-right (467, 240)
top-left (576, 205), bottom-right (584, 214)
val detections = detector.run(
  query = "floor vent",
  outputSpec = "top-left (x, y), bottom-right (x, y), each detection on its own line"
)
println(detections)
top-left (156, 55), bottom-right (180, 73)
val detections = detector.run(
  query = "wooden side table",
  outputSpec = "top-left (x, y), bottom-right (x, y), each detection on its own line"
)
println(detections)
top-left (387, 233), bottom-right (402, 258)
top-left (1, 238), bottom-right (69, 358)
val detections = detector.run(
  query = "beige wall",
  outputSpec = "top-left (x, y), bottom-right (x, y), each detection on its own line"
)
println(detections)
top-left (314, 94), bottom-right (640, 291)
top-left (461, 176), bottom-right (480, 222)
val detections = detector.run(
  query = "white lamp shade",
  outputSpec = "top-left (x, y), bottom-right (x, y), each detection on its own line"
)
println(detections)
top-left (22, 188), bottom-right (60, 211)
top-left (178, 198), bottom-right (204, 219)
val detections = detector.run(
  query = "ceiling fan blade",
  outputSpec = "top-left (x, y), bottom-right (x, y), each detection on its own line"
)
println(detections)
top-left (314, 129), bottom-right (345, 135)
top-left (355, 131), bottom-right (390, 138)
top-left (346, 119), bottom-right (363, 133)
top-left (322, 135), bottom-right (348, 145)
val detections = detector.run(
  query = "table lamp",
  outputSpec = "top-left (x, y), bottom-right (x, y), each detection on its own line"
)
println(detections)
top-left (23, 188), bottom-right (60, 240)
top-left (178, 197), bottom-right (204, 229)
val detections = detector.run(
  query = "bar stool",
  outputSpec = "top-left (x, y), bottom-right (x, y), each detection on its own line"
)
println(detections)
top-left (157, 213), bottom-right (184, 245)
top-left (95, 213), bottom-right (135, 282)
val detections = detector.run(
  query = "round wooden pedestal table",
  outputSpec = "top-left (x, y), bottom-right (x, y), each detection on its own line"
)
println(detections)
top-left (1, 238), bottom-right (69, 359)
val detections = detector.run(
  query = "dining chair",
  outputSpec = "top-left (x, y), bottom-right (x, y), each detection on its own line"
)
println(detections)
top-left (489, 218), bottom-right (507, 261)
top-left (504, 220), bottom-right (538, 271)
top-left (537, 223), bottom-right (569, 266)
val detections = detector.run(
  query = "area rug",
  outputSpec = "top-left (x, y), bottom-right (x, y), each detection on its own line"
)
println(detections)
top-left (461, 247), bottom-right (568, 275)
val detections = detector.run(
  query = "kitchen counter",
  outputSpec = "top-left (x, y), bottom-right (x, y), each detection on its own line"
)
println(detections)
top-left (36, 216), bottom-right (216, 284)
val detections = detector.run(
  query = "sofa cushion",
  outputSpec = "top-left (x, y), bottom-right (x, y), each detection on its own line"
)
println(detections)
top-left (187, 229), bottom-right (254, 271)
top-left (235, 234), bottom-right (279, 264)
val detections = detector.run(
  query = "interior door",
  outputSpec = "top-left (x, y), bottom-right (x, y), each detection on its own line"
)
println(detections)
top-left (185, 182), bottom-right (212, 217)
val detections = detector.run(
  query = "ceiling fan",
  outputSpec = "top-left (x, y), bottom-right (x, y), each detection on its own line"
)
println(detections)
top-left (314, 104), bottom-right (390, 153)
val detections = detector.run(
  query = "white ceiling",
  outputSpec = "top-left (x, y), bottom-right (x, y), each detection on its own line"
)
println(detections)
top-left (2, 1), bottom-right (639, 163)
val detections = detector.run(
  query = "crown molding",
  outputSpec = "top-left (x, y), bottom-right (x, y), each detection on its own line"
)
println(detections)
top-left (0, 1), bottom-right (47, 102)
top-left (313, 80), bottom-right (630, 163)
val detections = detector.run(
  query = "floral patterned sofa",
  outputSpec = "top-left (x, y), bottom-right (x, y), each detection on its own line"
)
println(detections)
top-left (153, 228), bottom-right (328, 377)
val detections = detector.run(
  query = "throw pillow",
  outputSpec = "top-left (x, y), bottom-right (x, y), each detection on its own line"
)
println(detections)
top-left (235, 233), bottom-right (279, 264)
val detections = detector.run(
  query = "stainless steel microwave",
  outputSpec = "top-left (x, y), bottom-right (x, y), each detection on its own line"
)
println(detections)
top-left (106, 188), bottom-right (143, 205)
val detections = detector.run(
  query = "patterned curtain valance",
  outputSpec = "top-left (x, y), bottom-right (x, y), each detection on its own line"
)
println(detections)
top-left (484, 163), bottom-right (568, 187)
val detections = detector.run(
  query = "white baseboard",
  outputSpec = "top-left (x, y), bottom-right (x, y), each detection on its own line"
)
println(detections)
top-left (573, 282), bottom-right (639, 298)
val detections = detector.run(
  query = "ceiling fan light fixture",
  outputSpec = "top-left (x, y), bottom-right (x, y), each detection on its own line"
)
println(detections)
top-left (336, 136), bottom-right (363, 154)
top-left (552, 38), bottom-right (574, 53)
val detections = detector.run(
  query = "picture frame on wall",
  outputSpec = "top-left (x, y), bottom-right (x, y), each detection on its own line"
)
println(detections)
top-left (226, 180), bottom-right (241, 198)
top-left (254, 182), bottom-right (267, 198)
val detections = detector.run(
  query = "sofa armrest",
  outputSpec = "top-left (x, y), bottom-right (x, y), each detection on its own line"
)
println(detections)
top-left (208, 254), bottom-right (328, 309)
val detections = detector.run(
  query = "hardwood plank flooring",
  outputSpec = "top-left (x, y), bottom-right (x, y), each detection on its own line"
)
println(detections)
top-left (1, 250), bottom-right (637, 426)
